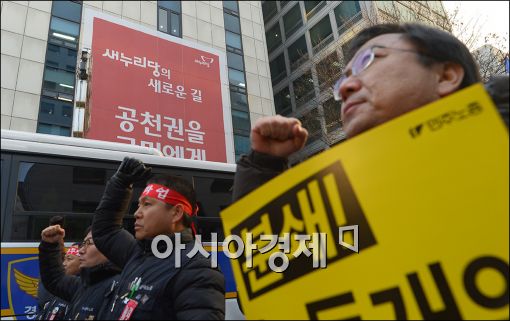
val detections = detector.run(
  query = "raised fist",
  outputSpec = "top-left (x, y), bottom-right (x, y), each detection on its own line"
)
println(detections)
top-left (114, 157), bottom-right (152, 186)
top-left (251, 115), bottom-right (308, 158)
top-left (41, 225), bottom-right (65, 244)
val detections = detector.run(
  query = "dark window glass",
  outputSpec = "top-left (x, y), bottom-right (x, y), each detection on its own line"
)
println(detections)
top-left (279, 1), bottom-right (290, 9)
top-left (228, 68), bottom-right (246, 88)
top-left (37, 123), bottom-right (71, 136)
top-left (15, 162), bottom-right (113, 213)
top-left (230, 91), bottom-right (248, 111)
top-left (293, 71), bottom-right (315, 106)
top-left (223, 1), bottom-right (239, 13)
top-left (335, 0), bottom-right (362, 34)
top-left (226, 31), bottom-right (242, 50)
top-left (232, 110), bottom-right (251, 133)
top-left (158, 1), bottom-right (181, 12)
top-left (269, 53), bottom-right (287, 85)
top-left (265, 23), bottom-right (282, 53)
top-left (45, 44), bottom-right (77, 72)
top-left (310, 15), bottom-right (333, 52)
top-left (262, 1), bottom-right (277, 22)
top-left (169, 12), bottom-right (180, 36)
top-left (299, 108), bottom-right (322, 144)
top-left (49, 17), bottom-right (80, 49)
top-left (304, 1), bottom-right (326, 18)
top-left (11, 215), bottom-right (92, 242)
top-left (52, 1), bottom-right (82, 23)
top-left (316, 52), bottom-right (342, 89)
top-left (42, 66), bottom-right (76, 100)
top-left (227, 51), bottom-right (244, 71)
top-left (323, 97), bottom-right (342, 133)
top-left (234, 134), bottom-right (250, 155)
top-left (193, 176), bottom-right (234, 241)
top-left (38, 97), bottom-right (73, 127)
top-left (283, 4), bottom-right (302, 38)
top-left (224, 13), bottom-right (241, 34)
top-left (274, 87), bottom-right (292, 115)
top-left (158, 7), bottom-right (181, 37)
top-left (288, 35), bottom-right (308, 70)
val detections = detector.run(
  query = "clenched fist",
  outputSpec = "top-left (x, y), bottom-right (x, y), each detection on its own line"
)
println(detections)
top-left (41, 225), bottom-right (65, 244)
top-left (114, 157), bottom-right (152, 186)
top-left (251, 115), bottom-right (308, 158)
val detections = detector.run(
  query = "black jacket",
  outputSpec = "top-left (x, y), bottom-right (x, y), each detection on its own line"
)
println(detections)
top-left (92, 175), bottom-right (225, 320)
top-left (38, 241), bottom-right (121, 320)
top-left (36, 282), bottom-right (68, 320)
top-left (232, 150), bottom-right (288, 202)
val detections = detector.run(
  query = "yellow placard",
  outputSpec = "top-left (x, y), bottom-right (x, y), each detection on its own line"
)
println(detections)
top-left (221, 84), bottom-right (509, 320)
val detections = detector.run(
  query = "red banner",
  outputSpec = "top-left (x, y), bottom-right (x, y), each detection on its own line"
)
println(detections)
top-left (86, 17), bottom-right (227, 162)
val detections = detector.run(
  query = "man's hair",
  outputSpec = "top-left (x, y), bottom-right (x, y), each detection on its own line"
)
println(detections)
top-left (147, 175), bottom-right (197, 229)
top-left (84, 226), bottom-right (92, 238)
top-left (345, 23), bottom-right (481, 89)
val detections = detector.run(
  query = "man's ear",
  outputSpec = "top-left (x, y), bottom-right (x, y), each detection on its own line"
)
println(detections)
top-left (172, 204), bottom-right (185, 224)
top-left (437, 62), bottom-right (465, 97)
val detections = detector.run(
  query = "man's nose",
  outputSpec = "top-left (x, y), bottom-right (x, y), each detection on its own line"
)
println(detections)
top-left (339, 75), bottom-right (362, 102)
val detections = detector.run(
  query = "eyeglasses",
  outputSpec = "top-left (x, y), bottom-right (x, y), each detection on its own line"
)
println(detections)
top-left (79, 238), bottom-right (94, 249)
top-left (333, 46), bottom-right (426, 101)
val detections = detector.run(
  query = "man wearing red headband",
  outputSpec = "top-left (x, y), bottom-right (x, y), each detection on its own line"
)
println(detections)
top-left (92, 157), bottom-right (225, 320)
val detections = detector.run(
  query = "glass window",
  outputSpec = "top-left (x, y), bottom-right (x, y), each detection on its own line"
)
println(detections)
top-left (304, 1), bottom-right (326, 18)
top-left (193, 176), bottom-right (234, 241)
top-left (234, 134), bottom-right (250, 155)
top-left (293, 71), bottom-right (315, 106)
top-left (158, 8), bottom-right (168, 33)
top-left (283, 4), bottom-right (302, 38)
top-left (223, 1), bottom-right (239, 13)
top-left (323, 97), bottom-right (342, 133)
top-left (37, 123), bottom-right (71, 136)
top-left (335, 0), bottom-right (362, 34)
top-left (227, 51), bottom-right (244, 71)
top-left (224, 13), bottom-right (241, 34)
top-left (230, 91), bottom-right (248, 111)
top-left (158, 7), bottom-right (181, 37)
top-left (299, 108), bottom-right (322, 144)
top-left (279, 1), bottom-right (290, 9)
top-left (262, 1), bottom-right (277, 22)
top-left (49, 17), bottom-right (80, 49)
top-left (42, 66), bottom-right (76, 98)
top-left (169, 12), bottom-right (180, 36)
top-left (228, 68), bottom-right (246, 88)
top-left (310, 16), bottom-right (333, 50)
top-left (288, 35), bottom-right (308, 70)
top-left (232, 110), bottom-right (251, 133)
top-left (45, 44), bottom-right (78, 72)
top-left (274, 87), bottom-right (292, 115)
top-left (15, 162), bottom-right (113, 213)
top-left (52, 1), bottom-right (82, 23)
top-left (265, 23), bottom-right (282, 53)
top-left (158, 1), bottom-right (181, 12)
top-left (226, 31), bottom-right (242, 50)
top-left (316, 52), bottom-right (342, 89)
top-left (38, 97), bottom-right (73, 127)
top-left (315, 52), bottom-right (342, 88)
top-left (269, 53), bottom-right (287, 85)
top-left (11, 215), bottom-right (92, 242)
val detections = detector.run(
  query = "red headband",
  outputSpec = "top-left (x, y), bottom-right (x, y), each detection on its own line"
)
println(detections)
top-left (66, 246), bottom-right (80, 257)
top-left (142, 184), bottom-right (198, 235)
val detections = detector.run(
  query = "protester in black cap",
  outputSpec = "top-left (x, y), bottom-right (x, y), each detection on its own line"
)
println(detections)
top-left (92, 158), bottom-right (225, 320)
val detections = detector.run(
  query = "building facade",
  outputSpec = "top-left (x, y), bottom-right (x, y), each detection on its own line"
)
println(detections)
top-left (1, 1), bottom-right (275, 161)
top-left (262, 1), bottom-right (450, 163)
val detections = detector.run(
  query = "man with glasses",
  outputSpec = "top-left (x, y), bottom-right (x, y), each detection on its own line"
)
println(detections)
top-left (38, 225), bottom-right (120, 319)
top-left (232, 23), bottom-right (484, 201)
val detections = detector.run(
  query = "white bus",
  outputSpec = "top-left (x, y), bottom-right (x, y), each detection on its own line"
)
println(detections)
top-left (0, 129), bottom-right (244, 320)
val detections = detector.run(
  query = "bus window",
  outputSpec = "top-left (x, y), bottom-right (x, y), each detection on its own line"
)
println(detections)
top-left (193, 176), bottom-right (234, 241)
top-left (11, 215), bottom-right (92, 241)
top-left (15, 162), bottom-right (114, 213)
